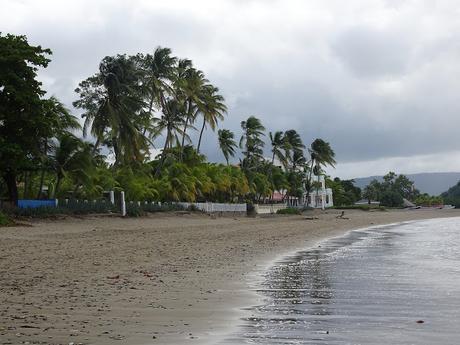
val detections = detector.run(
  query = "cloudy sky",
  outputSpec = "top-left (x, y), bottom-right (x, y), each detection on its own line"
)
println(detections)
top-left (2, 0), bottom-right (460, 178)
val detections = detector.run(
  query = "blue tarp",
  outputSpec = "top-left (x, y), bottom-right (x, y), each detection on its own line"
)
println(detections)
top-left (18, 199), bottom-right (57, 209)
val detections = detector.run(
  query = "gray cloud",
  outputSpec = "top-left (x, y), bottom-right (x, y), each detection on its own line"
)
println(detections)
top-left (332, 26), bottom-right (413, 78)
top-left (2, 0), bottom-right (460, 177)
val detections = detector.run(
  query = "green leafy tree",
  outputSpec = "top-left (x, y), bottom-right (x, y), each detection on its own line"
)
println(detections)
top-left (36, 97), bottom-right (80, 199)
top-left (380, 190), bottom-right (404, 207)
top-left (269, 131), bottom-right (286, 166)
top-left (141, 47), bottom-right (177, 117)
top-left (74, 54), bottom-right (147, 165)
top-left (153, 98), bottom-right (188, 175)
top-left (326, 177), bottom-right (361, 206)
top-left (218, 129), bottom-right (237, 165)
top-left (363, 179), bottom-right (381, 204)
top-left (283, 129), bottom-right (305, 170)
top-left (0, 33), bottom-right (52, 204)
top-left (196, 85), bottom-right (227, 153)
top-left (50, 133), bottom-right (94, 198)
top-left (239, 116), bottom-right (266, 172)
top-left (175, 64), bottom-right (207, 151)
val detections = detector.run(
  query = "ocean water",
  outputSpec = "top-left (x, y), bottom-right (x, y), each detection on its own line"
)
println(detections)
top-left (225, 217), bottom-right (460, 344)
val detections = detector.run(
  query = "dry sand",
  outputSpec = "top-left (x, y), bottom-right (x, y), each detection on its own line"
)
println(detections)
top-left (1, 208), bottom-right (459, 345)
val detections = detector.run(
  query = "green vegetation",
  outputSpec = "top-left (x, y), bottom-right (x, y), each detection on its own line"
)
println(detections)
top-left (1, 33), bottom-right (337, 213)
top-left (362, 172), bottom-right (421, 207)
top-left (276, 207), bottom-right (301, 215)
top-left (0, 211), bottom-right (13, 226)
top-left (441, 181), bottom-right (460, 207)
top-left (414, 194), bottom-right (443, 207)
top-left (326, 177), bottom-right (361, 206)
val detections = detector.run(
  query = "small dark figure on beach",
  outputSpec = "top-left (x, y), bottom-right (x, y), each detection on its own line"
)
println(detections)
top-left (336, 211), bottom-right (349, 219)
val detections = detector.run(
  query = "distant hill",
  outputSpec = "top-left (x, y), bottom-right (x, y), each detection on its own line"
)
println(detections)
top-left (352, 172), bottom-right (460, 196)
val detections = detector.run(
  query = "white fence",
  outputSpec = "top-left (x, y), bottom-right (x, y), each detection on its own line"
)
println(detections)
top-left (175, 202), bottom-right (247, 213)
top-left (254, 203), bottom-right (288, 214)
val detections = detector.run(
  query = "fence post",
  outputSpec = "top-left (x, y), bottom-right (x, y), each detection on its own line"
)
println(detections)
top-left (109, 191), bottom-right (115, 204)
top-left (120, 191), bottom-right (126, 217)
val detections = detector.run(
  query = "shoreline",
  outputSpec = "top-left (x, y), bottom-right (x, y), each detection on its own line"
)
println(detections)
top-left (1, 209), bottom-right (459, 344)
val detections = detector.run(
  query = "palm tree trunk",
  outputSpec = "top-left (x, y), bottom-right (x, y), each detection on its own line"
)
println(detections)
top-left (305, 159), bottom-right (315, 207)
top-left (196, 117), bottom-right (206, 153)
top-left (23, 171), bottom-right (29, 199)
top-left (270, 151), bottom-right (276, 203)
top-left (37, 139), bottom-right (48, 199)
top-left (37, 168), bottom-right (46, 199)
top-left (53, 174), bottom-right (63, 199)
top-left (4, 170), bottom-right (19, 206)
top-left (155, 129), bottom-right (170, 177)
top-left (92, 137), bottom-right (101, 155)
top-left (316, 174), bottom-right (320, 208)
top-left (180, 100), bottom-right (194, 158)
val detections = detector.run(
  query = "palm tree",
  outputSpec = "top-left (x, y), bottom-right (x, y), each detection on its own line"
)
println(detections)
top-left (305, 138), bottom-right (336, 206)
top-left (37, 97), bottom-right (81, 199)
top-left (51, 133), bottom-right (94, 198)
top-left (196, 85), bottom-right (227, 153)
top-left (239, 116), bottom-right (266, 168)
top-left (74, 54), bottom-right (147, 165)
top-left (175, 66), bottom-right (208, 152)
top-left (141, 47), bottom-right (177, 116)
top-left (153, 99), bottom-right (187, 175)
top-left (283, 129), bottom-right (305, 170)
top-left (218, 129), bottom-right (237, 165)
top-left (269, 131), bottom-right (286, 166)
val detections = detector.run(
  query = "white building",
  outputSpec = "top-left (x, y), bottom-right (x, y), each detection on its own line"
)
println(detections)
top-left (303, 175), bottom-right (334, 209)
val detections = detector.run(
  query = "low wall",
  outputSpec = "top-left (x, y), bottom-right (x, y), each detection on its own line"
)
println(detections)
top-left (254, 204), bottom-right (287, 214)
top-left (18, 199), bottom-right (57, 209)
top-left (175, 202), bottom-right (247, 213)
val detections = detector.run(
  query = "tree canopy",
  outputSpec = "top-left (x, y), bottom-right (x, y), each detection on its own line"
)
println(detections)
top-left (1, 33), bottom-right (339, 208)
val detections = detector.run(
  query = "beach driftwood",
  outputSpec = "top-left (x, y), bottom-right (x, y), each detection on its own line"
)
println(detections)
top-left (304, 216), bottom-right (319, 220)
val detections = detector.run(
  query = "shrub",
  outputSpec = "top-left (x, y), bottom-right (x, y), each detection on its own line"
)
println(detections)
top-left (379, 191), bottom-right (404, 208)
top-left (126, 203), bottom-right (145, 217)
top-left (276, 207), bottom-right (301, 215)
top-left (187, 204), bottom-right (200, 212)
top-left (0, 211), bottom-right (13, 226)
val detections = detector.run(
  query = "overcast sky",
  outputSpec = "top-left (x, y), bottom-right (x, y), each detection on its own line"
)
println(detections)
top-left (2, 0), bottom-right (460, 178)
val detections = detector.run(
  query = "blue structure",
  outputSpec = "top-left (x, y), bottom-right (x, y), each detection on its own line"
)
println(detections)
top-left (18, 199), bottom-right (57, 209)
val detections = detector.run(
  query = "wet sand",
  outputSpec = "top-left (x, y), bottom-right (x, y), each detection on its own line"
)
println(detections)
top-left (0, 208), bottom-right (459, 345)
top-left (233, 217), bottom-right (460, 344)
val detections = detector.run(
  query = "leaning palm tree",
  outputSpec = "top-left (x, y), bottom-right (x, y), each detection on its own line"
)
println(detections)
top-left (196, 84), bottom-right (227, 153)
top-left (305, 138), bottom-right (336, 206)
top-left (240, 116), bottom-right (266, 172)
top-left (269, 131), bottom-right (286, 166)
top-left (50, 133), bottom-right (94, 198)
top-left (218, 129), bottom-right (237, 165)
top-left (74, 54), bottom-right (147, 165)
top-left (283, 129), bottom-right (305, 170)
top-left (37, 97), bottom-right (81, 199)
top-left (175, 66), bottom-right (208, 151)
top-left (153, 99), bottom-right (188, 175)
top-left (141, 47), bottom-right (177, 115)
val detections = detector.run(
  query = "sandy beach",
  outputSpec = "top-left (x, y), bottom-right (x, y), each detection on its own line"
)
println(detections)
top-left (0, 208), bottom-right (459, 345)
